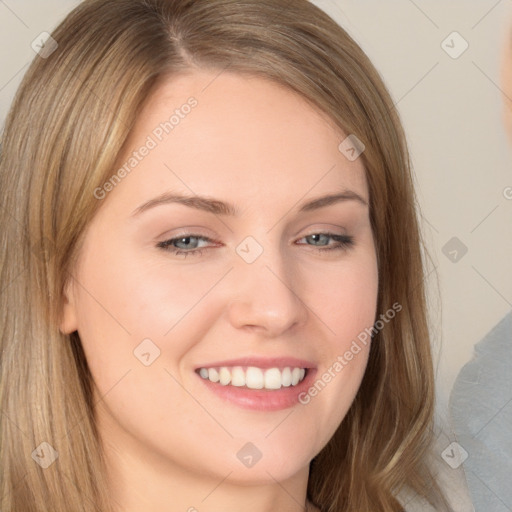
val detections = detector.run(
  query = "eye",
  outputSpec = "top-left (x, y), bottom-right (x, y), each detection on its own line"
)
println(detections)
top-left (156, 231), bottom-right (354, 258)
top-left (156, 234), bottom-right (217, 258)
top-left (296, 232), bottom-right (354, 252)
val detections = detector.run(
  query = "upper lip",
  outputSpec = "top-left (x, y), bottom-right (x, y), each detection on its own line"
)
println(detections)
top-left (195, 356), bottom-right (316, 370)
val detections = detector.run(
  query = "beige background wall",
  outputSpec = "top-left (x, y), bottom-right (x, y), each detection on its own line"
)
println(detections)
top-left (1, 0), bottom-right (511, 418)
top-left (315, 0), bottom-right (512, 417)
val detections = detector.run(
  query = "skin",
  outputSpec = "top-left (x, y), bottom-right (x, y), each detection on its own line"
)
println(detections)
top-left (60, 70), bottom-right (379, 512)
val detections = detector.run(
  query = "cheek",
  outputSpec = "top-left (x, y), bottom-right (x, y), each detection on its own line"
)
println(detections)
top-left (73, 241), bottom-right (227, 350)
top-left (70, 248), bottom-right (233, 475)
top-left (325, 260), bottom-right (379, 349)
top-left (70, 241), bottom-right (234, 423)
top-left (294, 246), bottom-right (378, 443)
top-left (302, 243), bottom-right (379, 352)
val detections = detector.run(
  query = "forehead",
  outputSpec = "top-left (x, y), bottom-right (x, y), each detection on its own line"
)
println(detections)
top-left (109, 69), bottom-right (369, 212)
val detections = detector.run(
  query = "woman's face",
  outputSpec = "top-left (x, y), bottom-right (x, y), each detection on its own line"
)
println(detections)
top-left (61, 70), bottom-right (378, 489)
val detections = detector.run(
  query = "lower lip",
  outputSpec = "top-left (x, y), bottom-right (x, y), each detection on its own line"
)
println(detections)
top-left (196, 369), bottom-right (317, 411)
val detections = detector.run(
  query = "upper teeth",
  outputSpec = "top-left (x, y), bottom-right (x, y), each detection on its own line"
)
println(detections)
top-left (198, 366), bottom-right (306, 389)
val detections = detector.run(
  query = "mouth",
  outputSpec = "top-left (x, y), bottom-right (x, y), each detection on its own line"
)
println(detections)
top-left (195, 365), bottom-right (309, 390)
top-left (193, 359), bottom-right (317, 411)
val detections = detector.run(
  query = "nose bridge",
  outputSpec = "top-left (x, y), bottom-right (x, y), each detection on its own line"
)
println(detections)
top-left (226, 234), bottom-right (307, 335)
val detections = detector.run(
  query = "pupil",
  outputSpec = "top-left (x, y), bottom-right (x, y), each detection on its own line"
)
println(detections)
top-left (178, 236), bottom-right (195, 248)
top-left (311, 234), bottom-right (326, 245)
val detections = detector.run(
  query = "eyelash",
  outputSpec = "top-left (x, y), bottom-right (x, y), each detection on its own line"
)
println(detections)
top-left (156, 232), bottom-right (355, 258)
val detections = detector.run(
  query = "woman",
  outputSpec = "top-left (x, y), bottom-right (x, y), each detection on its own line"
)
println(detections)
top-left (0, 0), bottom-right (449, 510)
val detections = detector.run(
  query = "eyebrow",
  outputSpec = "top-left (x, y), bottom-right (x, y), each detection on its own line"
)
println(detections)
top-left (130, 189), bottom-right (368, 218)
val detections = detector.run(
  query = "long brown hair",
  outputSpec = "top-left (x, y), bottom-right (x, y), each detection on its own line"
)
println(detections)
top-left (0, 0), bottom-right (446, 510)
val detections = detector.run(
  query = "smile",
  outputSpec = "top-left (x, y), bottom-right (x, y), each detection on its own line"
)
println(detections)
top-left (197, 366), bottom-right (308, 390)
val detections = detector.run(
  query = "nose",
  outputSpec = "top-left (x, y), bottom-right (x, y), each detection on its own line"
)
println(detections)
top-left (225, 246), bottom-right (309, 337)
